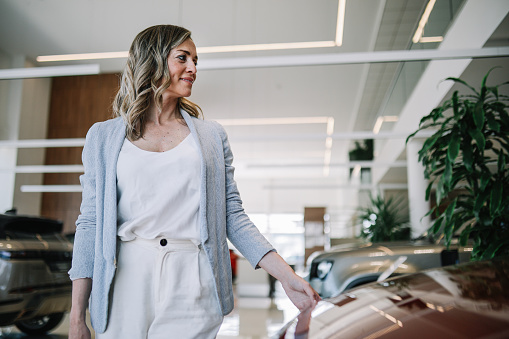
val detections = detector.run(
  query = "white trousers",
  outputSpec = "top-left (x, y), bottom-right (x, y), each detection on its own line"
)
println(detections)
top-left (97, 238), bottom-right (223, 339)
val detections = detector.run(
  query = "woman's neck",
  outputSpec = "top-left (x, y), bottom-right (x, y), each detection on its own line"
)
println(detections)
top-left (146, 97), bottom-right (180, 125)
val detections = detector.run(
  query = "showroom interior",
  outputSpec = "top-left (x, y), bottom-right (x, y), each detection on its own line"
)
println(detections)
top-left (0, 0), bottom-right (508, 338)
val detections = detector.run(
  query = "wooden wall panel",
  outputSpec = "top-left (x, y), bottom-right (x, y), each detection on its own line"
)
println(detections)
top-left (42, 74), bottom-right (119, 234)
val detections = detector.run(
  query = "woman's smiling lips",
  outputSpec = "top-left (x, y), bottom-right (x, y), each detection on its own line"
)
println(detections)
top-left (181, 77), bottom-right (194, 84)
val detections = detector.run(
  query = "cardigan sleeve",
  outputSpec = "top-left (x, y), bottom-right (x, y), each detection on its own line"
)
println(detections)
top-left (214, 122), bottom-right (275, 269)
top-left (68, 123), bottom-right (99, 280)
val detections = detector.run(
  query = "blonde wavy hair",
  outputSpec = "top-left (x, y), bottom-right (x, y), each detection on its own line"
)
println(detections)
top-left (113, 25), bottom-right (202, 141)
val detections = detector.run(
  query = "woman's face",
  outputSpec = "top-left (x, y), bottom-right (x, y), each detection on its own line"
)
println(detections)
top-left (166, 38), bottom-right (198, 99)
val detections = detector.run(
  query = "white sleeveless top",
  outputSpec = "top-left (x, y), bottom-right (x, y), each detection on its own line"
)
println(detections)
top-left (116, 134), bottom-right (201, 242)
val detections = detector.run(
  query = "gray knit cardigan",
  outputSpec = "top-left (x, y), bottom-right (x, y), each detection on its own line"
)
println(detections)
top-left (68, 110), bottom-right (274, 333)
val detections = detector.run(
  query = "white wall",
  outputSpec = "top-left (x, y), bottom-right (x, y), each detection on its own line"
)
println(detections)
top-left (12, 60), bottom-right (51, 216)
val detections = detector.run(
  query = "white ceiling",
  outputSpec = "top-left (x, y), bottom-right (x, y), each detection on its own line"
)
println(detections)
top-left (1, 0), bottom-right (508, 235)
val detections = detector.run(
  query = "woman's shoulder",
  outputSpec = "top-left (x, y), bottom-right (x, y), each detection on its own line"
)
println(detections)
top-left (191, 117), bottom-right (225, 134)
top-left (86, 117), bottom-right (123, 136)
top-left (90, 116), bottom-right (124, 132)
top-left (84, 117), bottom-right (124, 145)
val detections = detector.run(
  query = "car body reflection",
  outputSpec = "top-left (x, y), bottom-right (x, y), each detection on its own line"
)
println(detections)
top-left (278, 257), bottom-right (509, 339)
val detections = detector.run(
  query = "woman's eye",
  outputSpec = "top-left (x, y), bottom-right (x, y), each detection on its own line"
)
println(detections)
top-left (177, 55), bottom-right (186, 62)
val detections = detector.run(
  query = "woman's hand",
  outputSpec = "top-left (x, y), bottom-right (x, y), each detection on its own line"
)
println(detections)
top-left (281, 273), bottom-right (321, 310)
top-left (69, 278), bottom-right (93, 339)
top-left (69, 320), bottom-right (91, 339)
top-left (258, 251), bottom-right (321, 310)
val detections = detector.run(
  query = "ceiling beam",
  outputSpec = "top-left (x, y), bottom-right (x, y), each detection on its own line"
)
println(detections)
top-left (197, 47), bottom-right (509, 71)
top-left (0, 64), bottom-right (100, 80)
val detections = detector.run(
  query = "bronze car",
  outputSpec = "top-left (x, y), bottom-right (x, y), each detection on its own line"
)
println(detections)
top-left (0, 213), bottom-right (73, 335)
top-left (279, 257), bottom-right (509, 338)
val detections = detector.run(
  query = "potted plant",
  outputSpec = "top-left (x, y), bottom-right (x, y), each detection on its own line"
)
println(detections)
top-left (358, 194), bottom-right (411, 242)
top-left (407, 68), bottom-right (509, 260)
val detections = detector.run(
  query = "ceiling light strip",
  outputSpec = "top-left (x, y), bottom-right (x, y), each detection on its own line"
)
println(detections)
top-left (198, 41), bottom-right (336, 54)
top-left (323, 117), bottom-right (335, 177)
top-left (413, 0), bottom-right (437, 43)
top-left (335, 0), bottom-right (347, 46)
top-left (0, 138), bottom-right (85, 148)
top-left (351, 164), bottom-right (361, 178)
top-left (215, 116), bottom-right (329, 126)
top-left (419, 36), bottom-right (444, 43)
top-left (8, 165), bottom-right (84, 173)
top-left (197, 47), bottom-right (509, 70)
top-left (37, 51), bottom-right (128, 62)
top-left (263, 183), bottom-right (409, 190)
top-left (37, 41), bottom-right (337, 62)
top-left (249, 160), bottom-right (408, 168)
top-left (20, 185), bottom-right (82, 193)
top-left (229, 130), bottom-right (435, 141)
top-left (0, 64), bottom-right (100, 80)
top-left (373, 115), bottom-right (399, 134)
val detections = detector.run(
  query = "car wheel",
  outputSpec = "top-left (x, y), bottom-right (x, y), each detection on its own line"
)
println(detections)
top-left (15, 312), bottom-right (65, 335)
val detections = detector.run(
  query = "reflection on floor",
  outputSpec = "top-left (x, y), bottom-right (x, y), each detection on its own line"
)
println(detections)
top-left (0, 283), bottom-right (299, 339)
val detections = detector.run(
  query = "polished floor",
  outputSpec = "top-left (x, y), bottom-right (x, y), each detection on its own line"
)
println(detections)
top-left (0, 283), bottom-right (300, 339)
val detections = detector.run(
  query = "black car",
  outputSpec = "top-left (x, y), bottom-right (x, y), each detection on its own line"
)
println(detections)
top-left (0, 213), bottom-right (73, 335)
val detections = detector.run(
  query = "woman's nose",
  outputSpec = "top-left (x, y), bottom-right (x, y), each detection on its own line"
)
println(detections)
top-left (187, 62), bottom-right (197, 74)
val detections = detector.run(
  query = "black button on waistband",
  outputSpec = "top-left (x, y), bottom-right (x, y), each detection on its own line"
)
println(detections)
top-left (160, 239), bottom-right (167, 246)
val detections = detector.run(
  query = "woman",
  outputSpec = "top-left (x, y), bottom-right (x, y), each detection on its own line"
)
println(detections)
top-left (68, 25), bottom-right (319, 339)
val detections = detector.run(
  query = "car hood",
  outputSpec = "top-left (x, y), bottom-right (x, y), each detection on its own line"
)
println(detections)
top-left (311, 241), bottom-right (447, 261)
top-left (0, 239), bottom-right (72, 252)
top-left (278, 258), bottom-right (509, 339)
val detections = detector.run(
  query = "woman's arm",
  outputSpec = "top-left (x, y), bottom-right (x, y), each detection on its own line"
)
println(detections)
top-left (69, 278), bottom-right (92, 339)
top-left (68, 124), bottom-right (99, 338)
top-left (214, 121), bottom-right (320, 309)
top-left (258, 251), bottom-right (320, 310)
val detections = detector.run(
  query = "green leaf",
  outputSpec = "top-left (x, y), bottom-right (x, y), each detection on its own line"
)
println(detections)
top-left (425, 181), bottom-right (434, 201)
top-left (444, 218), bottom-right (454, 247)
top-left (419, 133), bottom-right (441, 161)
top-left (480, 172), bottom-right (491, 191)
top-left (490, 182), bottom-right (502, 217)
top-left (481, 67), bottom-right (500, 95)
top-left (447, 131), bottom-right (460, 163)
top-left (423, 206), bottom-right (437, 218)
top-left (486, 114), bottom-right (501, 132)
top-left (462, 139), bottom-right (474, 172)
top-left (445, 198), bottom-right (457, 225)
top-left (452, 91), bottom-right (459, 117)
top-left (444, 77), bottom-right (479, 96)
top-left (432, 216), bottom-right (443, 234)
top-left (481, 66), bottom-right (500, 89)
top-left (473, 101), bottom-right (485, 129)
top-left (443, 159), bottom-right (452, 187)
top-left (459, 225), bottom-right (472, 246)
top-left (498, 149), bottom-right (507, 173)
top-left (487, 86), bottom-right (499, 100)
top-left (474, 191), bottom-right (488, 220)
top-left (468, 128), bottom-right (485, 152)
top-left (483, 242), bottom-right (503, 260)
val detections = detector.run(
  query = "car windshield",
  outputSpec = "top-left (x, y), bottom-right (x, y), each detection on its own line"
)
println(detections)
top-left (0, 216), bottom-right (64, 241)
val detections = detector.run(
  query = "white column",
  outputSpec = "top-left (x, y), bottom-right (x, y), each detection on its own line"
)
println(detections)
top-left (0, 55), bottom-right (25, 213)
top-left (406, 139), bottom-right (430, 238)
